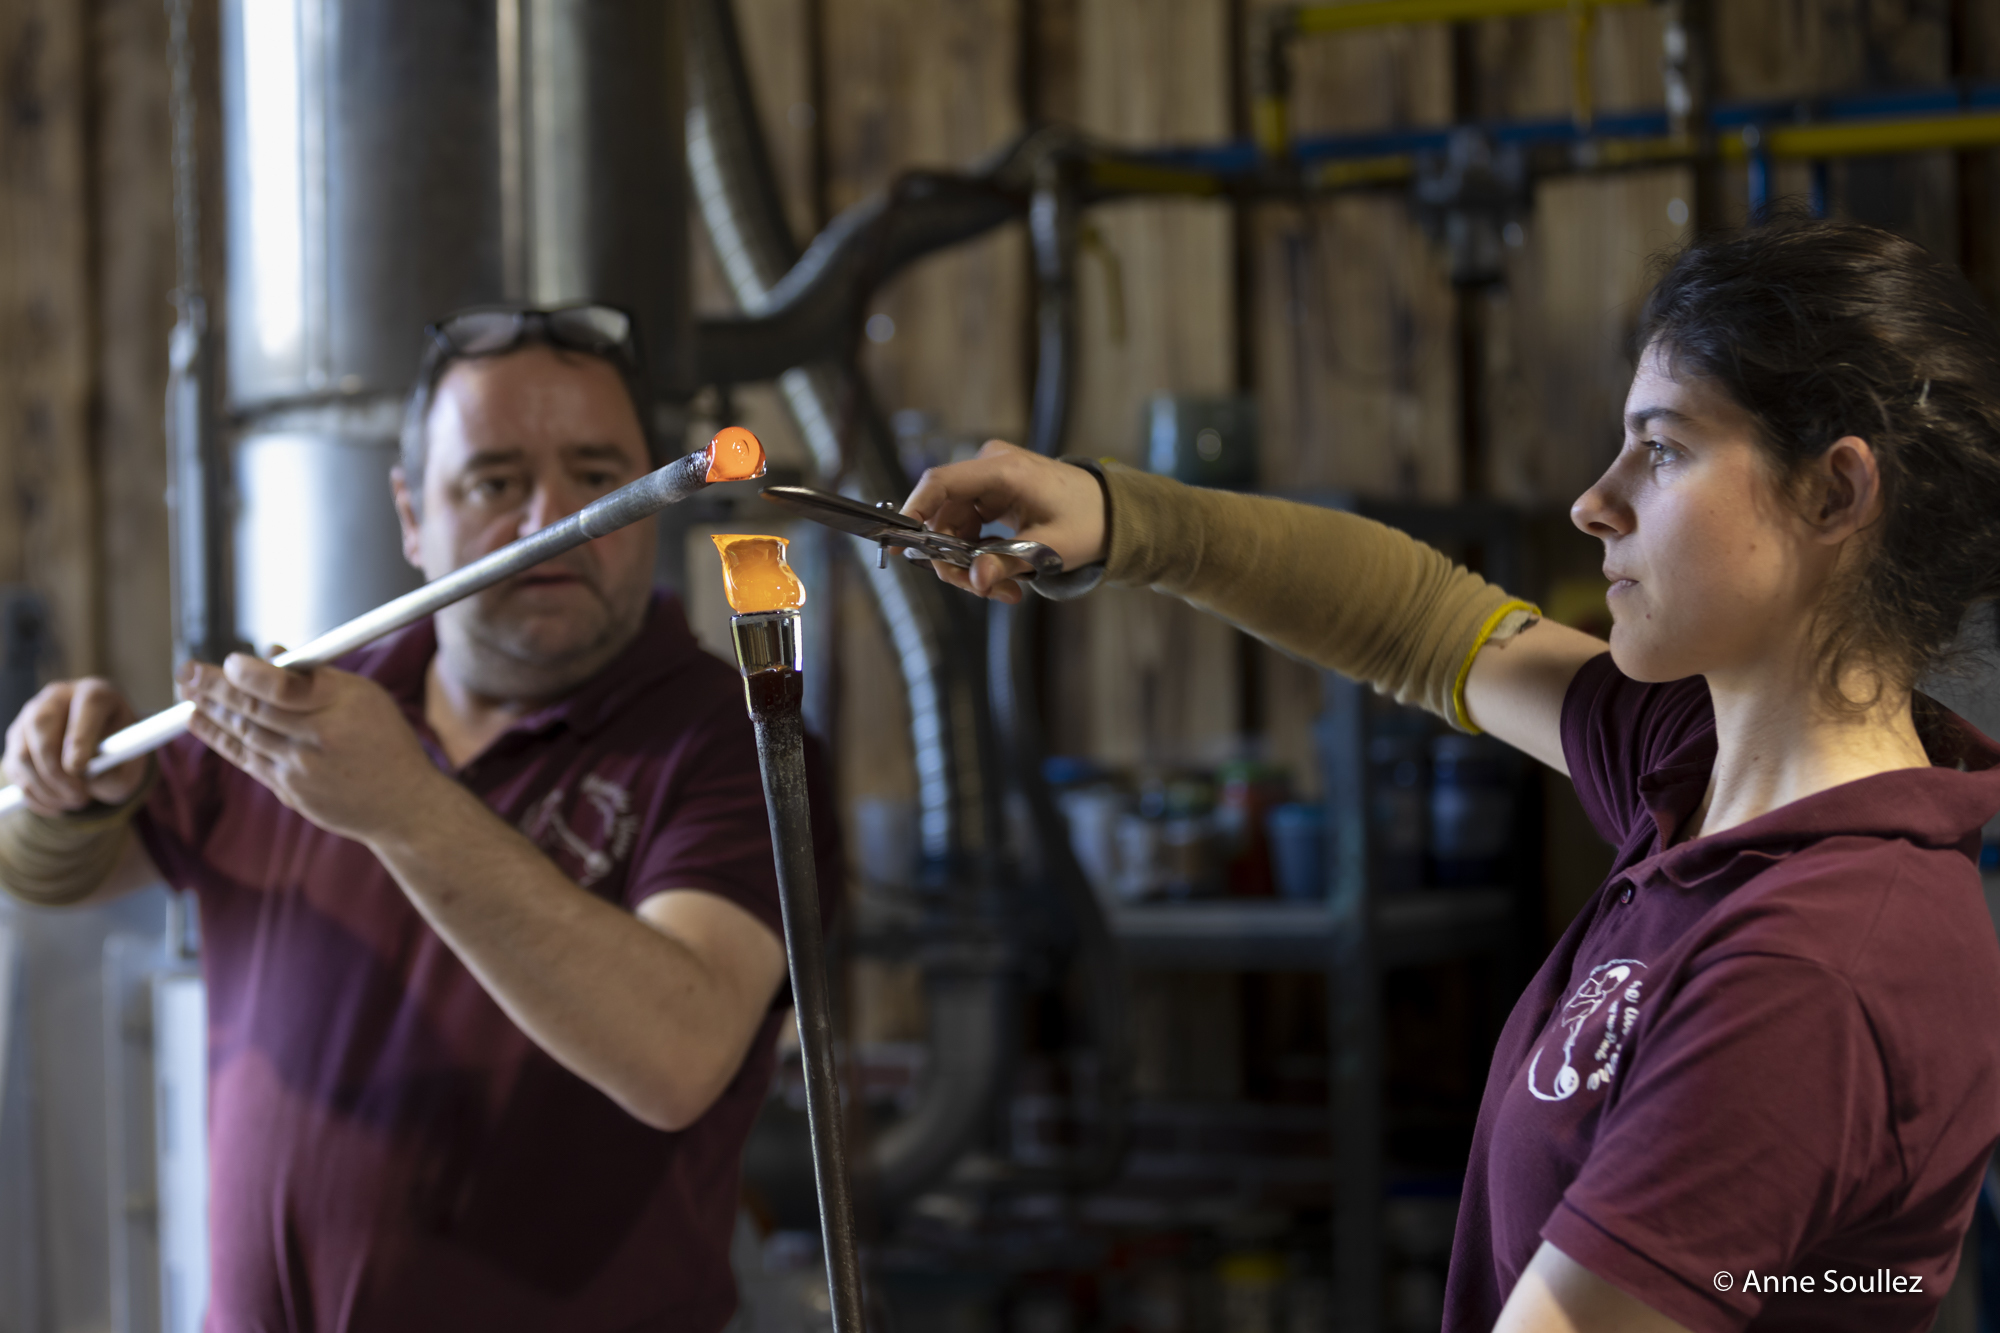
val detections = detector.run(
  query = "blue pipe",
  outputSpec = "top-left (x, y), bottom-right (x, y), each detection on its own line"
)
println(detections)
top-left (1124, 79), bottom-right (2000, 178)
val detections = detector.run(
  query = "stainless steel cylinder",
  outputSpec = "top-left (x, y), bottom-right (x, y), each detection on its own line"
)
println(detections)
top-left (729, 611), bottom-right (805, 678)
top-left (220, 0), bottom-right (691, 650)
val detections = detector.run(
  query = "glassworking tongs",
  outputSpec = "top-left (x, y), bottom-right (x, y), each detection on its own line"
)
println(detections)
top-left (759, 485), bottom-right (1103, 600)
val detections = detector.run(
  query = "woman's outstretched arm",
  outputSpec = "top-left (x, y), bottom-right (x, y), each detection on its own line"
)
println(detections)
top-left (904, 441), bottom-right (1605, 772)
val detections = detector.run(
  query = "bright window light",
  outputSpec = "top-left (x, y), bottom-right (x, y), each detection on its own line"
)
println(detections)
top-left (241, 0), bottom-right (303, 368)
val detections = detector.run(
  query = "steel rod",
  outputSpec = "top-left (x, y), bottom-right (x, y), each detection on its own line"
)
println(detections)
top-left (0, 443), bottom-right (737, 819)
top-left (731, 610), bottom-right (867, 1333)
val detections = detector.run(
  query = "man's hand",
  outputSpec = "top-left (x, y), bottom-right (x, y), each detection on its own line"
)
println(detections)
top-left (902, 440), bottom-right (1108, 604)
top-left (3, 679), bottom-right (147, 816)
top-left (179, 654), bottom-right (445, 844)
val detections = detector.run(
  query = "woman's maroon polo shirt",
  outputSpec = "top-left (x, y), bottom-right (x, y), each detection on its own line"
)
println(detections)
top-left (1446, 653), bottom-right (2000, 1332)
top-left (135, 593), bottom-right (840, 1333)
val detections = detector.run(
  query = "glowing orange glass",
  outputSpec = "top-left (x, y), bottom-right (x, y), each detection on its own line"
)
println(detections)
top-left (706, 426), bottom-right (768, 483)
top-left (710, 534), bottom-right (806, 613)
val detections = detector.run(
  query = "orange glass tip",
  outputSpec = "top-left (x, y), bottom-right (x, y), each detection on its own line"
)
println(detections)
top-left (710, 534), bottom-right (806, 614)
top-left (705, 426), bottom-right (767, 483)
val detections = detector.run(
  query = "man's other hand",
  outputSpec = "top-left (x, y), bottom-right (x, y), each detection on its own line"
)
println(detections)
top-left (180, 655), bottom-right (443, 843)
top-left (3, 679), bottom-right (147, 816)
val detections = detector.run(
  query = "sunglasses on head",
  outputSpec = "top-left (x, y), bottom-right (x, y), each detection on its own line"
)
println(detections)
top-left (425, 303), bottom-right (637, 364)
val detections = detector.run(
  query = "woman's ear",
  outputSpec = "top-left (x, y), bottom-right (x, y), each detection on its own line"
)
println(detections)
top-left (1812, 435), bottom-right (1882, 541)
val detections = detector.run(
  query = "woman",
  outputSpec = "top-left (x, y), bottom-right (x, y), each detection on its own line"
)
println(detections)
top-left (903, 218), bottom-right (2000, 1333)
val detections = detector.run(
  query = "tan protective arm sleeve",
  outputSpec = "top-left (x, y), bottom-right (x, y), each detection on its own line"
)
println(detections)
top-left (1100, 464), bottom-right (1537, 732)
top-left (0, 766), bottom-right (154, 907)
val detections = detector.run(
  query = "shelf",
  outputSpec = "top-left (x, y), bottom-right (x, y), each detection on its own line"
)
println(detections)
top-left (1377, 887), bottom-right (1516, 967)
top-left (1109, 887), bottom-right (1514, 971)
top-left (1110, 900), bottom-right (1332, 970)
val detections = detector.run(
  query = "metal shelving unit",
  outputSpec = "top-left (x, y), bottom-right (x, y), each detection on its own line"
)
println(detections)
top-left (1103, 495), bottom-right (1537, 1331)
top-left (1109, 889), bottom-right (1511, 973)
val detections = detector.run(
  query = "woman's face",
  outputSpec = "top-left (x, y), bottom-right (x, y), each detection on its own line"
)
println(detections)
top-left (1571, 343), bottom-right (1840, 686)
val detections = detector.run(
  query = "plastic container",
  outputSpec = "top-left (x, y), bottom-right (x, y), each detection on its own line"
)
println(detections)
top-left (1266, 802), bottom-right (1328, 901)
top-left (1055, 783), bottom-right (1126, 906)
top-left (852, 795), bottom-right (917, 890)
top-left (1217, 1252), bottom-right (1285, 1333)
top-left (1217, 761), bottom-right (1287, 897)
top-left (1428, 733), bottom-right (1518, 886)
top-left (1367, 734), bottom-right (1429, 888)
top-left (1116, 813), bottom-right (1166, 902)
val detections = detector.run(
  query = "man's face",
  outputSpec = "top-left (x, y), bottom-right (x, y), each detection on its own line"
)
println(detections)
top-left (393, 344), bottom-right (657, 702)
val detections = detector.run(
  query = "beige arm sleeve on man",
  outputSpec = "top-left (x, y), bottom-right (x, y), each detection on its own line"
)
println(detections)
top-left (1099, 464), bottom-right (1537, 732)
top-left (0, 774), bottom-right (151, 906)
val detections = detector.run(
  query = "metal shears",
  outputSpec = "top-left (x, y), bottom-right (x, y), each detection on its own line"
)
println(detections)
top-left (758, 485), bottom-right (1103, 600)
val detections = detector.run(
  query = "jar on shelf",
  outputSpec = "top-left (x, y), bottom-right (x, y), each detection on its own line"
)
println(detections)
top-left (1266, 802), bottom-right (1328, 901)
top-left (1216, 760), bottom-right (1287, 897)
top-left (1428, 733), bottom-right (1520, 886)
top-left (1367, 734), bottom-right (1429, 889)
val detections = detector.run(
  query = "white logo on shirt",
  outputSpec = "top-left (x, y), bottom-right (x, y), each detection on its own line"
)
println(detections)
top-left (1526, 958), bottom-right (1648, 1102)
top-left (519, 774), bottom-right (639, 890)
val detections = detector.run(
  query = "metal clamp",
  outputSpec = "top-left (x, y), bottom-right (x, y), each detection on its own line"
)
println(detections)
top-left (759, 485), bottom-right (1103, 599)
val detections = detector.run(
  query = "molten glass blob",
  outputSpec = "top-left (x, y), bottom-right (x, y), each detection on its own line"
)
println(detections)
top-left (710, 534), bottom-right (806, 613)
top-left (706, 426), bottom-right (768, 483)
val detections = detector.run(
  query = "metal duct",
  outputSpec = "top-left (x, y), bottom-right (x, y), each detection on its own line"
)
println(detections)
top-left (220, 0), bottom-right (691, 650)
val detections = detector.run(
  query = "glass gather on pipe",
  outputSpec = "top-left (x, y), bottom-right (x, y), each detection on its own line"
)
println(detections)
top-left (711, 534), bottom-right (806, 615)
top-left (706, 426), bottom-right (768, 483)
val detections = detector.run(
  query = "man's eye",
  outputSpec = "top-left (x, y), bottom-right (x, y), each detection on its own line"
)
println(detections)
top-left (1643, 439), bottom-right (1675, 465)
top-left (469, 476), bottom-right (519, 501)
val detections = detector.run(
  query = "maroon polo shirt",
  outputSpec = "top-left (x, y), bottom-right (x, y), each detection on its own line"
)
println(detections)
top-left (135, 592), bottom-right (840, 1333)
top-left (1445, 653), bottom-right (2000, 1333)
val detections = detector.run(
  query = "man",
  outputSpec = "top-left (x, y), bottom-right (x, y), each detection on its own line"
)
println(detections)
top-left (0, 305), bottom-right (836, 1330)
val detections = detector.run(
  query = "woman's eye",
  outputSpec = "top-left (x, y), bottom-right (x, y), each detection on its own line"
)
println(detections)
top-left (1643, 439), bottom-right (1675, 465)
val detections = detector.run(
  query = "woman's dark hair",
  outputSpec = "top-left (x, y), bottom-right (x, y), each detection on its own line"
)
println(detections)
top-left (1637, 216), bottom-right (2000, 713)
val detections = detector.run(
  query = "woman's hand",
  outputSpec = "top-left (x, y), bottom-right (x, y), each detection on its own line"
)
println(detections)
top-left (901, 441), bottom-right (1108, 604)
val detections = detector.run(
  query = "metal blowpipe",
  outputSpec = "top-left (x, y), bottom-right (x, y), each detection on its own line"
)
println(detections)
top-left (0, 428), bottom-right (768, 820)
top-left (712, 534), bottom-right (867, 1332)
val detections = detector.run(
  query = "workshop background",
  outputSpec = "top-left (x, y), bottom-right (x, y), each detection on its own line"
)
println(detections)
top-left (0, 2), bottom-right (1998, 1333)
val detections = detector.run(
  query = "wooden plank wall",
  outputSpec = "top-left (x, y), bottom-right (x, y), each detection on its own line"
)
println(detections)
top-left (0, 0), bottom-right (100, 695)
top-left (704, 0), bottom-right (2000, 842)
top-left (92, 0), bottom-right (182, 715)
top-left (1051, 0), bottom-right (1244, 771)
top-left (0, 0), bottom-right (188, 720)
top-left (0, 0), bottom-right (1990, 834)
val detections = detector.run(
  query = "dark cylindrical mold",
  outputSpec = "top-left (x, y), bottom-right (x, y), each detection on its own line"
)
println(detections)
top-left (731, 611), bottom-right (868, 1333)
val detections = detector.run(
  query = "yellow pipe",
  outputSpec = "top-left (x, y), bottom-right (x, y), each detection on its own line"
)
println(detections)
top-left (1718, 111), bottom-right (2000, 160)
top-left (1088, 160), bottom-right (1224, 197)
top-left (1569, 1), bottom-right (1596, 132)
top-left (1255, 95), bottom-right (1292, 159)
top-left (1296, 0), bottom-right (1642, 34)
top-left (1315, 154), bottom-right (1415, 187)
top-left (1585, 134), bottom-right (1696, 168)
